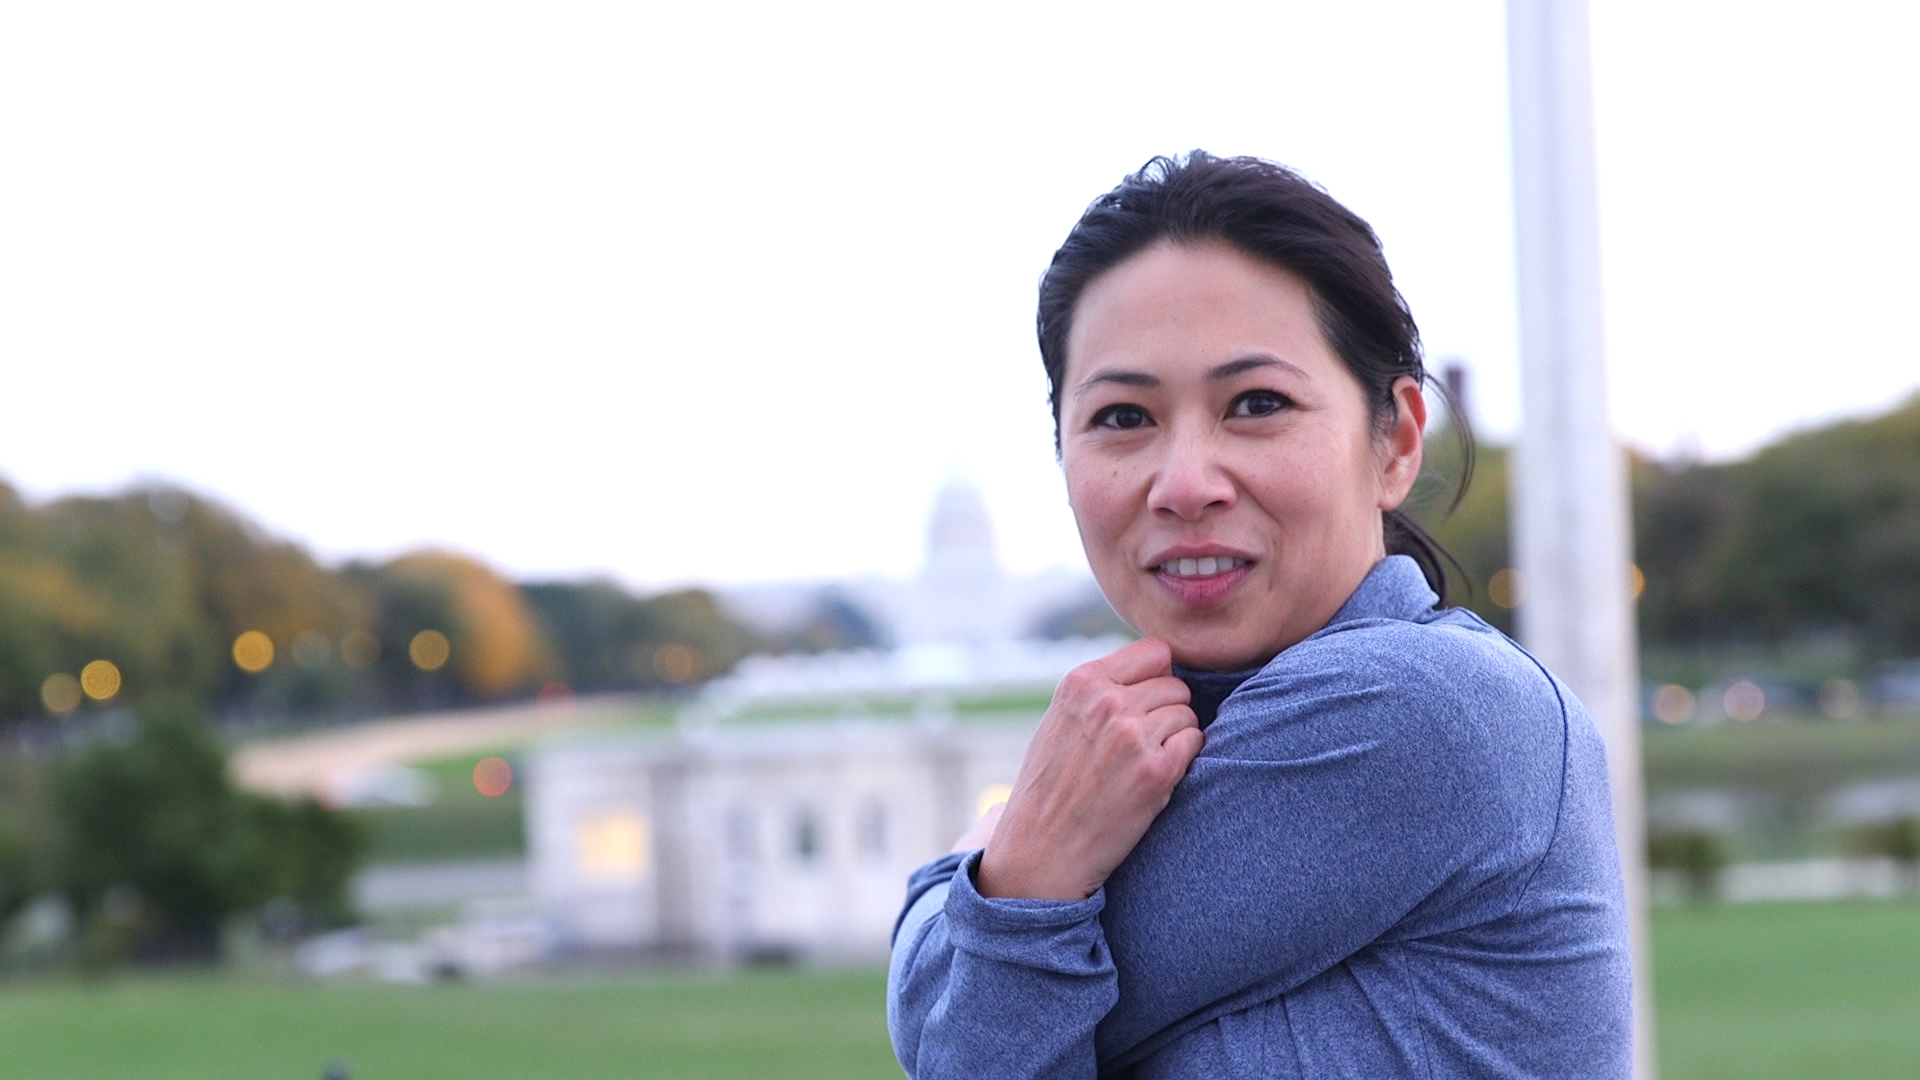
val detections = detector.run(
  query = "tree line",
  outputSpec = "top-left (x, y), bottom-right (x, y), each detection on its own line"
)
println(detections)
top-left (6, 392), bottom-right (1916, 730)
top-left (0, 483), bottom-right (773, 966)
top-left (1415, 392), bottom-right (1920, 660)
top-left (0, 482), bottom-right (760, 727)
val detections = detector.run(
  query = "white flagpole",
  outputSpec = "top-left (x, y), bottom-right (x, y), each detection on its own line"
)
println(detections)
top-left (1505, 0), bottom-right (1655, 1076)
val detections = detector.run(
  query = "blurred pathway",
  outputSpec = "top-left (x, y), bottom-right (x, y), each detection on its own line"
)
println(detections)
top-left (230, 693), bottom-right (648, 798)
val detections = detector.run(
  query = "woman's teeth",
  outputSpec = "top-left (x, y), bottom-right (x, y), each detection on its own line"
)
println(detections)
top-left (1160, 556), bottom-right (1245, 578)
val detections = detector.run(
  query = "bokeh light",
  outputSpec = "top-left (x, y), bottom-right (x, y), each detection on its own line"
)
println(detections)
top-left (409, 629), bottom-right (451, 672)
top-left (473, 756), bottom-right (513, 798)
top-left (40, 673), bottom-right (82, 715)
top-left (1488, 568), bottom-right (1527, 609)
top-left (1651, 683), bottom-right (1694, 725)
top-left (79, 659), bottom-right (122, 701)
top-left (653, 642), bottom-right (697, 683)
top-left (232, 630), bottom-right (275, 673)
top-left (340, 629), bottom-right (380, 670)
top-left (537, 681), bottom-right (577, 716)
top-left (1724, 680), bottom-right (1766, 722)
top-left (975, 782), bottom-right (1013, 820)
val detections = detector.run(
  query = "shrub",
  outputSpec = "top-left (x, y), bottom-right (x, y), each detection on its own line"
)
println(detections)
top-left (1852, 817), bottom-right (1920, 894)
top-left (1648, 828), bottom-right (1730, 903)
top-left (48, 699), bottom-right (363, 965)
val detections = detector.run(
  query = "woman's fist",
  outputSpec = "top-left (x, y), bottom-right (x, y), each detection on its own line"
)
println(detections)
top-left (975, 638), bottom-right (1203, 901)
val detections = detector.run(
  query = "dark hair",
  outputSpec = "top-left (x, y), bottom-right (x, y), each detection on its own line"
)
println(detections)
top-left (1036, 151), bottom-right (1471, 603)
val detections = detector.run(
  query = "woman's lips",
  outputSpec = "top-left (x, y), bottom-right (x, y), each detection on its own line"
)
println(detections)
top-left (1151, 558), bottom-right (1254, 607)
top-left (1158, 555), bottom-right (1246, 577)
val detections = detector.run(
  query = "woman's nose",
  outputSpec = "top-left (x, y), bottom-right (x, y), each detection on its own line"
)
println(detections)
top-left (1147, 432), bottom-right (1236, 521)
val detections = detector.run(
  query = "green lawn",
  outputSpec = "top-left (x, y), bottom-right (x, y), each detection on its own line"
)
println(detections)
top-left (2, 901), bottom-right (1916, 1079)
top-left (0, 968), bottom-right (902, 1080)
top-left (1643, 714), bottom-right (1920, 794)
top-left (1641, 714), bottom-right (1920, 859)
top-left (344, 744), bottom-right (540, 863)
top-left (345, 786), bottom-right (526, 863)
top-left (1653, 900), bottom-right (1920, 1079)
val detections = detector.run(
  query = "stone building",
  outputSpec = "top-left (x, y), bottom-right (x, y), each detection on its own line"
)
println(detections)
top-left (527, 713), bottom-right (1038, 962)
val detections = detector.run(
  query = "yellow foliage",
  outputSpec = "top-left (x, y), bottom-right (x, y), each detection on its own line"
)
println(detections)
top-left (0, 557), bottom-right (109, 638)
top-left (385, 551), bottom-right (554, 696)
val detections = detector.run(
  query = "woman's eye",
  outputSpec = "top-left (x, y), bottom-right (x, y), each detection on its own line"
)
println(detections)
top-left (1230, 391), bottom-right (1290, 418)
top-left (1092, 404), bottom-right (1151, 430)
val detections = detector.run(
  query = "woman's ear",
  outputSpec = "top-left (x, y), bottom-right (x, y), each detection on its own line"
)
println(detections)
top-left (1376, 376), bottom-right (1426, 511)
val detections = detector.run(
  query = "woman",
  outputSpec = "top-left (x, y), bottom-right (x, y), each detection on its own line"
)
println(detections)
top-left (887, 153), bottom-right (1633, 1079)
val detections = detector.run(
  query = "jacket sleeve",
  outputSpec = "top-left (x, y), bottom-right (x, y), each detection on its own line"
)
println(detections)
top-left (1093, 624), bottom-right (1572, 1067)
top-left (886, 850), bottom-right (1120, 1080)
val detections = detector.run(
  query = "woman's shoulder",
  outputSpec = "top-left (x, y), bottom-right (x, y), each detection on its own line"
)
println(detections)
top-left (1257, 605), bottom-right (1561, 712)
top-left (1211, 605), bottom-right (1570, 768)
top-left (1188, 604), bottom-right (1575, 902)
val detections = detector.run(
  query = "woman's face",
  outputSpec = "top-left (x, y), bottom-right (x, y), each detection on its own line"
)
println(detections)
top-left (1060, 240), bottom-right (1425, 671)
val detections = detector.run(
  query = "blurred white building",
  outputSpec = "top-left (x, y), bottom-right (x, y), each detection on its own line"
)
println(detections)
top-left (721, 476), bottom-right (1103, 647)
top-left (527, 715), bottom-right (1035, 961)
top-left (703, 635), bottom-right (1126, 706)
top-left (908, 480), bottom-right (1009, 644)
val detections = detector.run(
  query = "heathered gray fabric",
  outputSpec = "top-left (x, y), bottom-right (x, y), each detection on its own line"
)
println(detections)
top-left (887, 555), bottom-right (1633, 1079)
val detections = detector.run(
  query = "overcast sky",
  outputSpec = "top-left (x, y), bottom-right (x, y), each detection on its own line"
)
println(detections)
top-left (2, 1), bottom-right (1914, 589)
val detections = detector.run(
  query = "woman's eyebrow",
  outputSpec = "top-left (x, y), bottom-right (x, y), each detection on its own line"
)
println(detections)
top-left (1209, 354), bottom-right (1307, 381)
top-left (1072, 368), bottom-right (1158, 397)
top-left (1074, 354), bottom-right (1307, 398)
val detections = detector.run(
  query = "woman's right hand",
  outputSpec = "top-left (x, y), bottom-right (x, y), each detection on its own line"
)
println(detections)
top-left (975, 637), bottom-right (1203, 902)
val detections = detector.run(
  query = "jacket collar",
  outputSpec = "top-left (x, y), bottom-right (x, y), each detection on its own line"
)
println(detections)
top-left (1173, 555), bottom-right (1437, 726)
top-left (1325, 554), bottom-right (1438, 628)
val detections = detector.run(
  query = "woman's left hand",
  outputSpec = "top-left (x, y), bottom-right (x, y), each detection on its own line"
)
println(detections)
top-left (973, 637), bottom-right (1203, 902)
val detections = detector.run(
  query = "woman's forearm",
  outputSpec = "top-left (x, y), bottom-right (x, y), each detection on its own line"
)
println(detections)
top-left (887, 851), bottom-right (1118, 1080)
top-left (887, 639), bottom-right (1197, 1078)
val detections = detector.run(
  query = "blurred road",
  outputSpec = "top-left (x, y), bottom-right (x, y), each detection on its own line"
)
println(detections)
top-left (352, 858), bottom-right (529, 912)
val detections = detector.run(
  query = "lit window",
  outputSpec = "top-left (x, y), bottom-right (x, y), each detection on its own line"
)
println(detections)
top-left (576, 811), bottom-right (650, 884)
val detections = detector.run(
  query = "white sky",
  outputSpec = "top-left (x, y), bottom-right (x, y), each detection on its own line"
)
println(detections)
top-left (2, 1), bottom-right (1915, 589)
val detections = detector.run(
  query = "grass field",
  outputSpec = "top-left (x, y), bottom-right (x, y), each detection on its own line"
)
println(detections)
top-left (1653, 900), bottom-right (1920, 1079)
top-left (1641, 713), bottom-right (1920, 859)
top-left (1642, 713), bottom-right (1920, 794)
top-left (2, 900), bottom-right (1916, 1079)
top-left (0, 968), bottom-right (903, 1080)
top-left (344, 747), bottom-right (533, 862)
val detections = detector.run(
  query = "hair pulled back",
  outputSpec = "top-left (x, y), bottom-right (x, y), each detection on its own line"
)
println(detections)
top-left (1036, 151), bottom-right (1469, 603)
